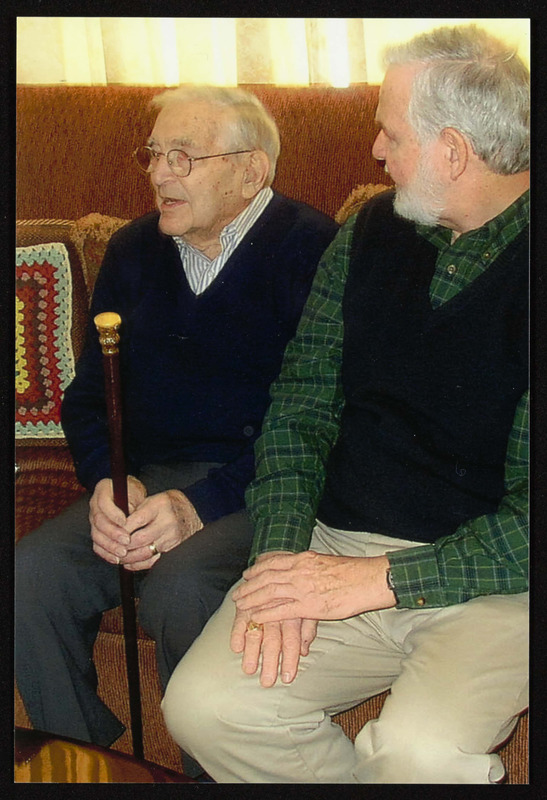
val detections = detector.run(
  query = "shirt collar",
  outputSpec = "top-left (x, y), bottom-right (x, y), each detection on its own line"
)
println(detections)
top-left (173, 187), bottom-right (273, 259)
top-left (417, 189), bottom-right (530, 251)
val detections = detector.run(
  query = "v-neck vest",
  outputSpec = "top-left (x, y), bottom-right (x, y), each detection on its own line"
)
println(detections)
top-left (317, 191), bottom-right (528, 542)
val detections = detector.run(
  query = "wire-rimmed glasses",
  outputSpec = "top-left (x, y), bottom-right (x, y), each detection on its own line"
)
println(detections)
top-left (133, 146), bottom-right (252, 178)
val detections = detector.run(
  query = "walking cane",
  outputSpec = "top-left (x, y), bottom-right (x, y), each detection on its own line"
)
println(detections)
top-left (94, 312), bottom-right (144, 761)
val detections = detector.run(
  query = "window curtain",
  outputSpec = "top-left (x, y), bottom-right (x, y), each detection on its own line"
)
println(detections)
top-left (16, 17), bottom-right (529, 87)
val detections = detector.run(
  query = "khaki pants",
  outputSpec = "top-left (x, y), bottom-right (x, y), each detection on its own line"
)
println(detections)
top-left (162, 524), bottom-right (529, 783)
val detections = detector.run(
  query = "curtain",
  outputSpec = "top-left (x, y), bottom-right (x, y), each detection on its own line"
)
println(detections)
top-left (16, 17), bottom-right (529, 87)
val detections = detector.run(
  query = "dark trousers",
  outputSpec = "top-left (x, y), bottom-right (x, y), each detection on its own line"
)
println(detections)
top-left (15, 462), bottom-right (255, 751)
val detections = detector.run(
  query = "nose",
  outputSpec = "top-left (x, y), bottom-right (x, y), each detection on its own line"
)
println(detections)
top-left (151, 153), bottom-right (175, 185)
top-left (372, 129), bottom-right (386, 162)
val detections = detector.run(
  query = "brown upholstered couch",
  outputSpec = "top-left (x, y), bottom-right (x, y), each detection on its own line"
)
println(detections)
top-left (15, 85), bottom-right (528, 782)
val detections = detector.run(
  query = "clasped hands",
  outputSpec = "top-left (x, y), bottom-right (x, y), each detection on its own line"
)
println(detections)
top-left (230, 549), bottom-right (395, 688)
top-left (89, 476), bottom-right (202, 570)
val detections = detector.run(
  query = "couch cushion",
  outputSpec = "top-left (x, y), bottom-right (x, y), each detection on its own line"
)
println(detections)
top-left (71, 213), bottom-right (129, 297)
top-left (335, 182), bottom-right (391, 225)
top-left (16, 242), bottom-right (77, 440)
top-left (15, 446), bottom-right (85, 541)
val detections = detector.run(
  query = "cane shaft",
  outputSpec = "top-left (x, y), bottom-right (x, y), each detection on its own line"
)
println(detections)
top-left (95, 312), bottom-right (144, 761)
top-left (102, 354), bottom-right (129, 515)
top-left (117, 565), bottom-right (143, 760)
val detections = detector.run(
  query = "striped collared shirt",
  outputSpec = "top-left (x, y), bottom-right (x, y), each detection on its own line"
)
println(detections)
top-left (172, 187), bottom-right (273, 294)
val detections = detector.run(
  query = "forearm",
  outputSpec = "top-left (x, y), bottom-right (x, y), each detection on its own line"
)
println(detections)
top-left (248, 403), bottom-right (339, 560)
top-left (247, 226), bottom-right (351, 563)
top-left (234, 551), bottom-right (397, 625)
top-left (247, 385), bottom-right (344, 561)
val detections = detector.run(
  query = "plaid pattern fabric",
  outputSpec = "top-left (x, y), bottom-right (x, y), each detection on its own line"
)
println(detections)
top-left (247, 192), bottom-right (529, 608)
top-left (420, 189), bottom-right (529, 308)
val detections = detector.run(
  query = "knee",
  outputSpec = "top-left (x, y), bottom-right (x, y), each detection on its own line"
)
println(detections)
top-left (161, 604), bottom-right (245, 753)
top-left (162, 656), bottom-right (223, 750)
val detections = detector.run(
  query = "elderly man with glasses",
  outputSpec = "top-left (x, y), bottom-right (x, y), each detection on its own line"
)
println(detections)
top-left (15, 86), bottom-right (338, 768)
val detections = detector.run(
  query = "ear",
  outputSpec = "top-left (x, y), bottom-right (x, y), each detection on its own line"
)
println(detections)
top-left (241, 150), bottom-right (270, 198)
top-left (440, 127), bottom-right (470, 181)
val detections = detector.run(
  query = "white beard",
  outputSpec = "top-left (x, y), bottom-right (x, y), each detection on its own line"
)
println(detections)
top-left (393, 153), bottom-right (446, 226)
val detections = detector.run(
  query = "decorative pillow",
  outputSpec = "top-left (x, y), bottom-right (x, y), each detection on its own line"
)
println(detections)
top-left (16, 243), bottom-right (76, 439)
top-left (71, 213), bottom-right (129, 298)
top-left (335, 183), bottom-right (391, 225)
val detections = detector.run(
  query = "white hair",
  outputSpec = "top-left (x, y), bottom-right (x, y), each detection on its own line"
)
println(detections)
top-left (151, 86), bottom-right (280, 185)
top-left (383, 24), bottom-right (529, 174)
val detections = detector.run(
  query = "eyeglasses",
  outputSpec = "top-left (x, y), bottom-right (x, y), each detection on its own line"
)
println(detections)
top-left (133, 146), bottom-right (252, 178)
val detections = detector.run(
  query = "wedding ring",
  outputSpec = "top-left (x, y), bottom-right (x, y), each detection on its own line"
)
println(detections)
top-left (149, 542), bottom-right (159, 556)
top-left (115, 556), bottom-right (120, 565)
top-left (247, 621), bottom-right (263, 632)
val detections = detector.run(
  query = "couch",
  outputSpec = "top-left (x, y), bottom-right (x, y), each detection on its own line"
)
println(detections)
top-left (15, 84), bottom-right (528, 783)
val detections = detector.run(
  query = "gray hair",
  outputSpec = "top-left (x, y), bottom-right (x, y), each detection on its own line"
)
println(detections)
top-left (383, 24), bottom-right (529, 174)
top-left (151, 86), bottom-right (280, 185)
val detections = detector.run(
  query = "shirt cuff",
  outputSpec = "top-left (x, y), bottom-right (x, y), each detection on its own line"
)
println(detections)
top-left (387, 544), bottom-right (449, 608)
top-left (249, 516), bottom-right (312, 564)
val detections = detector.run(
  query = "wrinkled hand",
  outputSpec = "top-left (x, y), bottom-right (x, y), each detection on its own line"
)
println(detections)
top-left (89, 478), bottom-right (203, 570)
top-left (230, 605), bottom-right (318, 688)
top-left (121, 489), bottom-right (203, 571)
top-left (232, 550), bottom-right (395, 624)
top-left (89, 475), bottom-right (147, 565)
top-left (229, 551), bottom-right (317, 687)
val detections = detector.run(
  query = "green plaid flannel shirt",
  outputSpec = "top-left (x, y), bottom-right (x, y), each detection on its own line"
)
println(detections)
top-left (247, 190), bottom-right (529, 608)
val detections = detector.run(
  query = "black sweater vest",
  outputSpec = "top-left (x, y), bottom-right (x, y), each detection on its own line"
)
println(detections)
top-left (317, 191), bottom-right (528, 542)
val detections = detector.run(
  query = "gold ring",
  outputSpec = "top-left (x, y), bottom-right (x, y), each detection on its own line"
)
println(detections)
top-left (149, 543), bottom-right (159, 556)
top-left (247, 621), bottom-right (263, 632)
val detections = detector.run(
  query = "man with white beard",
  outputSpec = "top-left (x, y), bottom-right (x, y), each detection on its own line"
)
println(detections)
top-left (390, 146), bottom-right (447, 226)
top-left (162, 24), bottom-right (530, 784)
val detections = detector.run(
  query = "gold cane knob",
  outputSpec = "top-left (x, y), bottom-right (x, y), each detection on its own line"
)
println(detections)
top-left (94, 312), bottom-right (122, 356)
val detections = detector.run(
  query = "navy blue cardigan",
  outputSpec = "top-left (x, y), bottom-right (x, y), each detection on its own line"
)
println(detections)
top-left (61, 193), bottom-right (338, 523)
